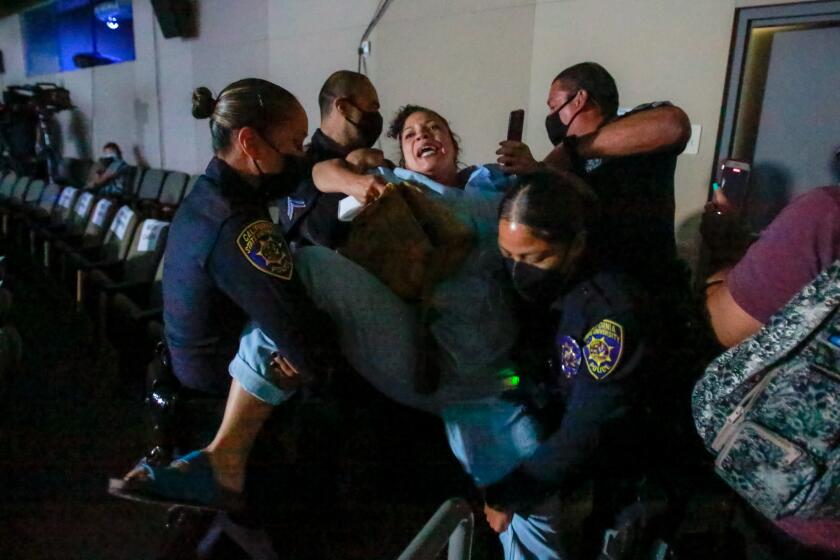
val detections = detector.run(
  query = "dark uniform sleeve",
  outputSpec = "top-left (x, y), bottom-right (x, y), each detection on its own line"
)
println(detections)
top-left (485, 312), bottom-right (645, 510)
top-left (207, 213), bottom-right (317, 380)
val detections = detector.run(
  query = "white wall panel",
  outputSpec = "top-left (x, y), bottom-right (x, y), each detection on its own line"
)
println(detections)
top-left (374, 4), bottom-right (535, 166)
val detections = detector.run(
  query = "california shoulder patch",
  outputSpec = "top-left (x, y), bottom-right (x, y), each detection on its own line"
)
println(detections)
top-left (582, 319), bottom-right (624, 381)
top-left (557, 335), bottom-right (582, 378)
top-left (236, 220), bottom-right (293, 280)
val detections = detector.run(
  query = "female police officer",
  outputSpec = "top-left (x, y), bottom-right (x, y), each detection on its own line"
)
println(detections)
top-left (110, 79), bottom-right (324, 508)
top-left (483, 171), bottom-right (665, 559)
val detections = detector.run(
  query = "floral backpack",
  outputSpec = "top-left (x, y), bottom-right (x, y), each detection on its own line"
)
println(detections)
top-left (692, 261), bottom-right (840, 521)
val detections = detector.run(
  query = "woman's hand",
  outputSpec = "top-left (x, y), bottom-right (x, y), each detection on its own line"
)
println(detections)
top-left (483, 503), bottom-right (513, 533)
top-left (346, 148), bottom-right (388, 172)
top-left (270, 352), bottom-right (302, 390)
top-left (351, 174), bottom-right (387, 205)
top-left (496, 141), bottom-right (541, 175)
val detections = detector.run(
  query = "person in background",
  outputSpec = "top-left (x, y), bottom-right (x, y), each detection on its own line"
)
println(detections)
top-left (279, 70), bottom-right (386, 248)
top-left (496, 61), bottom-right (691, 289)
top-left (87, 142), bottom-right (131, 197)
top-left (702, 184), bottom-right (840, 556)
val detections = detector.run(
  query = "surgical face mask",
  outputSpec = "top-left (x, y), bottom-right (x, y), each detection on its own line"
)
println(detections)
top-left (253, 135), bottom-right (305, 198)
top-left (345, 102), bottom-right (383, 148)
top-left (544, 91), bottom-right (580, 146)
top-left (100, 150), bottom-right (119, 165)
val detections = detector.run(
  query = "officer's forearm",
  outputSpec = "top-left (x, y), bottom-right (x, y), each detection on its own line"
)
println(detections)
top-left (578, 105), bottom-right (690, 158)
top-left (312, 158), bottom-right (363, 195)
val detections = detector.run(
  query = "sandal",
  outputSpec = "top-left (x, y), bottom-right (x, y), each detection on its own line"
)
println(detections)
top-left (108, 450), bottom-right (245, 512)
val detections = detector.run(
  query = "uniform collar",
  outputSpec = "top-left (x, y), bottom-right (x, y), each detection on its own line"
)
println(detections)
top-left (308, 129), bottom-right (351, 160)
top-left (204, 157), bottom-right (264, 202)
top-left (548, 254), bottom-right (598, 311)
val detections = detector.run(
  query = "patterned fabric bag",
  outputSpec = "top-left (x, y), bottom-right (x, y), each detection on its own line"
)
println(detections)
top-left (692, 261), bottom-right (840, 520)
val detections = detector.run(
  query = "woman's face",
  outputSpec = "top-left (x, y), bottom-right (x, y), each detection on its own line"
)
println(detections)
top-left (399, 111), bottom-right (458, 180)
top-left (259, 104), bottom-right (308, 173)
top-left (497, 219), bottom-right (568, 270)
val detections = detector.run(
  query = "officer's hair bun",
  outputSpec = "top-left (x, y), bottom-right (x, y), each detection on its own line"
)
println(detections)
top-left (192, 87), bottom-right (217, 119)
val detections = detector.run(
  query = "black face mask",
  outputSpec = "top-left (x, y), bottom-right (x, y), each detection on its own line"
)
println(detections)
top-left (544, 91), bottom-right (580, 146)
top-left (253, 136), bottom-right (306, 199)
top-left (346, 102), bottom-right (383, 148)
top-left (503, 258), bottom-right (566, 304)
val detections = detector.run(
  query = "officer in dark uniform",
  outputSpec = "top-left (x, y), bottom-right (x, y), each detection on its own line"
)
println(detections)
top-left (279, 70), bottom-right (385, 249)
top-left (483, 172), bottom-right (664, 560)
top-left (111, 78), bottom-right (327, 507)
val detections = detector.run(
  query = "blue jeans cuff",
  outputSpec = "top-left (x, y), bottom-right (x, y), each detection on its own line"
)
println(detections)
top-left (228, 353), bottom-right (296, 406)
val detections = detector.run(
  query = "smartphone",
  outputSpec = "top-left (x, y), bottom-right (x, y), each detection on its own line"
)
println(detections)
top-left (507, 109), bottom-right (525, 142)
top-left (717, 159), bottom-right (751, 208)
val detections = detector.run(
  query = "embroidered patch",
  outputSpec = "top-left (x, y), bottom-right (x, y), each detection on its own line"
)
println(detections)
top-left (236, 220), bottom-right (293, 280)
top-left (583, 319), bottom-right (624, 381)
top-left (557, 335), bottom-right (582, 378)
top-left (286, 197), bottom-right (306, 220)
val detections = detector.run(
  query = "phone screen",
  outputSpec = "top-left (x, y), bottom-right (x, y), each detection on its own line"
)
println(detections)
top-left (507, 109), bottom-right (525, 142)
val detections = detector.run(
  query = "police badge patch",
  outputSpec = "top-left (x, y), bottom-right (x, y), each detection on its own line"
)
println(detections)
top-left (557, 335), bottom-right (582, 378)
top-left (582, 319), bottom-right (624, 381)
top-left (236, 220), bottom-right (293, 280)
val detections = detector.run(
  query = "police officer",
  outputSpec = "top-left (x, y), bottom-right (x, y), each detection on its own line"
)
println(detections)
top-left (496, 62), bottom-right (691, 289)
top-left (111, 79), bottom-right (324, 505)
top-left (279, 70), bottom-right (386, 248)
top-left (483, 171), bottom-right (664, 560)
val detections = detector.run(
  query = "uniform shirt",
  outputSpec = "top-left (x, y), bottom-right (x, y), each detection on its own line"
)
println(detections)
top-left (485, 266), bottom-right (653, 510)
top-left (163, 157), bottom-right (318, 394)
top-left (576, 102), bottom-right (681, 286)
top-left (278, 128), bottom-right (351, 248)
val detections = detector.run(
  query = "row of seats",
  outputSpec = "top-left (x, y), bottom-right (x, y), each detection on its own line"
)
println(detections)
top-left (0, 167), bottom-right (197, 383)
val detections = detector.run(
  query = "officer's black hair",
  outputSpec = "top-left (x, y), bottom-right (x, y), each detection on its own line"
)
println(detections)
top-left (318, 70), bottom-right (373, 119)
top-left (554, 62), bottom-right (619, 118)
top-left (499, 171), bottom-right (597, 244)
top-left (102, 142), bottom-right (122, 159)
top-left (192, 79), bottom-right (301, 153)
top-left (387, 105), bottom-right (461, 168)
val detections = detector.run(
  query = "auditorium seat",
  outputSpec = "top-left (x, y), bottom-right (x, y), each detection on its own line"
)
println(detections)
top-left (0, 172), bottom-right (20, 201)
top-left (132, 169), bottom-right (166, 213)
top-left (38, 190), bottom-right (98, 271)
top-left (90, 218), bottom-right (169, 338)
top-left (67, 205), bottom-right (141, 307)
top-left (105, 256), bottom-right (165, 382)
top-left (153, 171), bottom-right (188, 220)
top-left (53, 197), bottom-right (119, 281)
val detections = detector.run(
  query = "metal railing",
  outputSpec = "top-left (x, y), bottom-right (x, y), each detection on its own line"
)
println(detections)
top-left (397, 498), bottom-right (474, 560)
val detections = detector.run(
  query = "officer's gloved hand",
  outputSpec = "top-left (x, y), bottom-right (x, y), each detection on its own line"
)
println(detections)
top-left (700, 189), bottom-right (754, 271)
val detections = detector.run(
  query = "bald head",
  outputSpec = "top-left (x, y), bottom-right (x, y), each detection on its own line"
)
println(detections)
top-left (318, 71), bottom-right (376, 119)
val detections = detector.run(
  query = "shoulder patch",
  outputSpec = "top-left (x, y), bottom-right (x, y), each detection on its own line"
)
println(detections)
top-left (236, 220), bottom-right (293, 280)
top-left (582, 319), bottom-right (624, 381)
top-left (557, 335), bottom-right (582, 378)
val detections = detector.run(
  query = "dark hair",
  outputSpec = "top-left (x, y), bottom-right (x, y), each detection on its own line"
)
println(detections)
top-left (386, 105), bottom-right (461, 167)
top-left (103, 142), bottom-right (122, 159)
top-left (192, 78), bottom-right (301, 152)
top-left (499, 171), bottom-right (597, 244)
top-left (318, 70), bottom-right (372, 118)
top-left (554, 62), bottom-right (619, 118)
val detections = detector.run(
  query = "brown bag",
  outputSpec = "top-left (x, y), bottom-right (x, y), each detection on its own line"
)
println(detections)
top-left (339, 182), bottom-right (474, 301)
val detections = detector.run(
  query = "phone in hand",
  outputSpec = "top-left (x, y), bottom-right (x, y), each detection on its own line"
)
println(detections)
top-left (507, 109), bottom-right (525, 142)
top-left (717, 159), bottom-right (751, 210)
